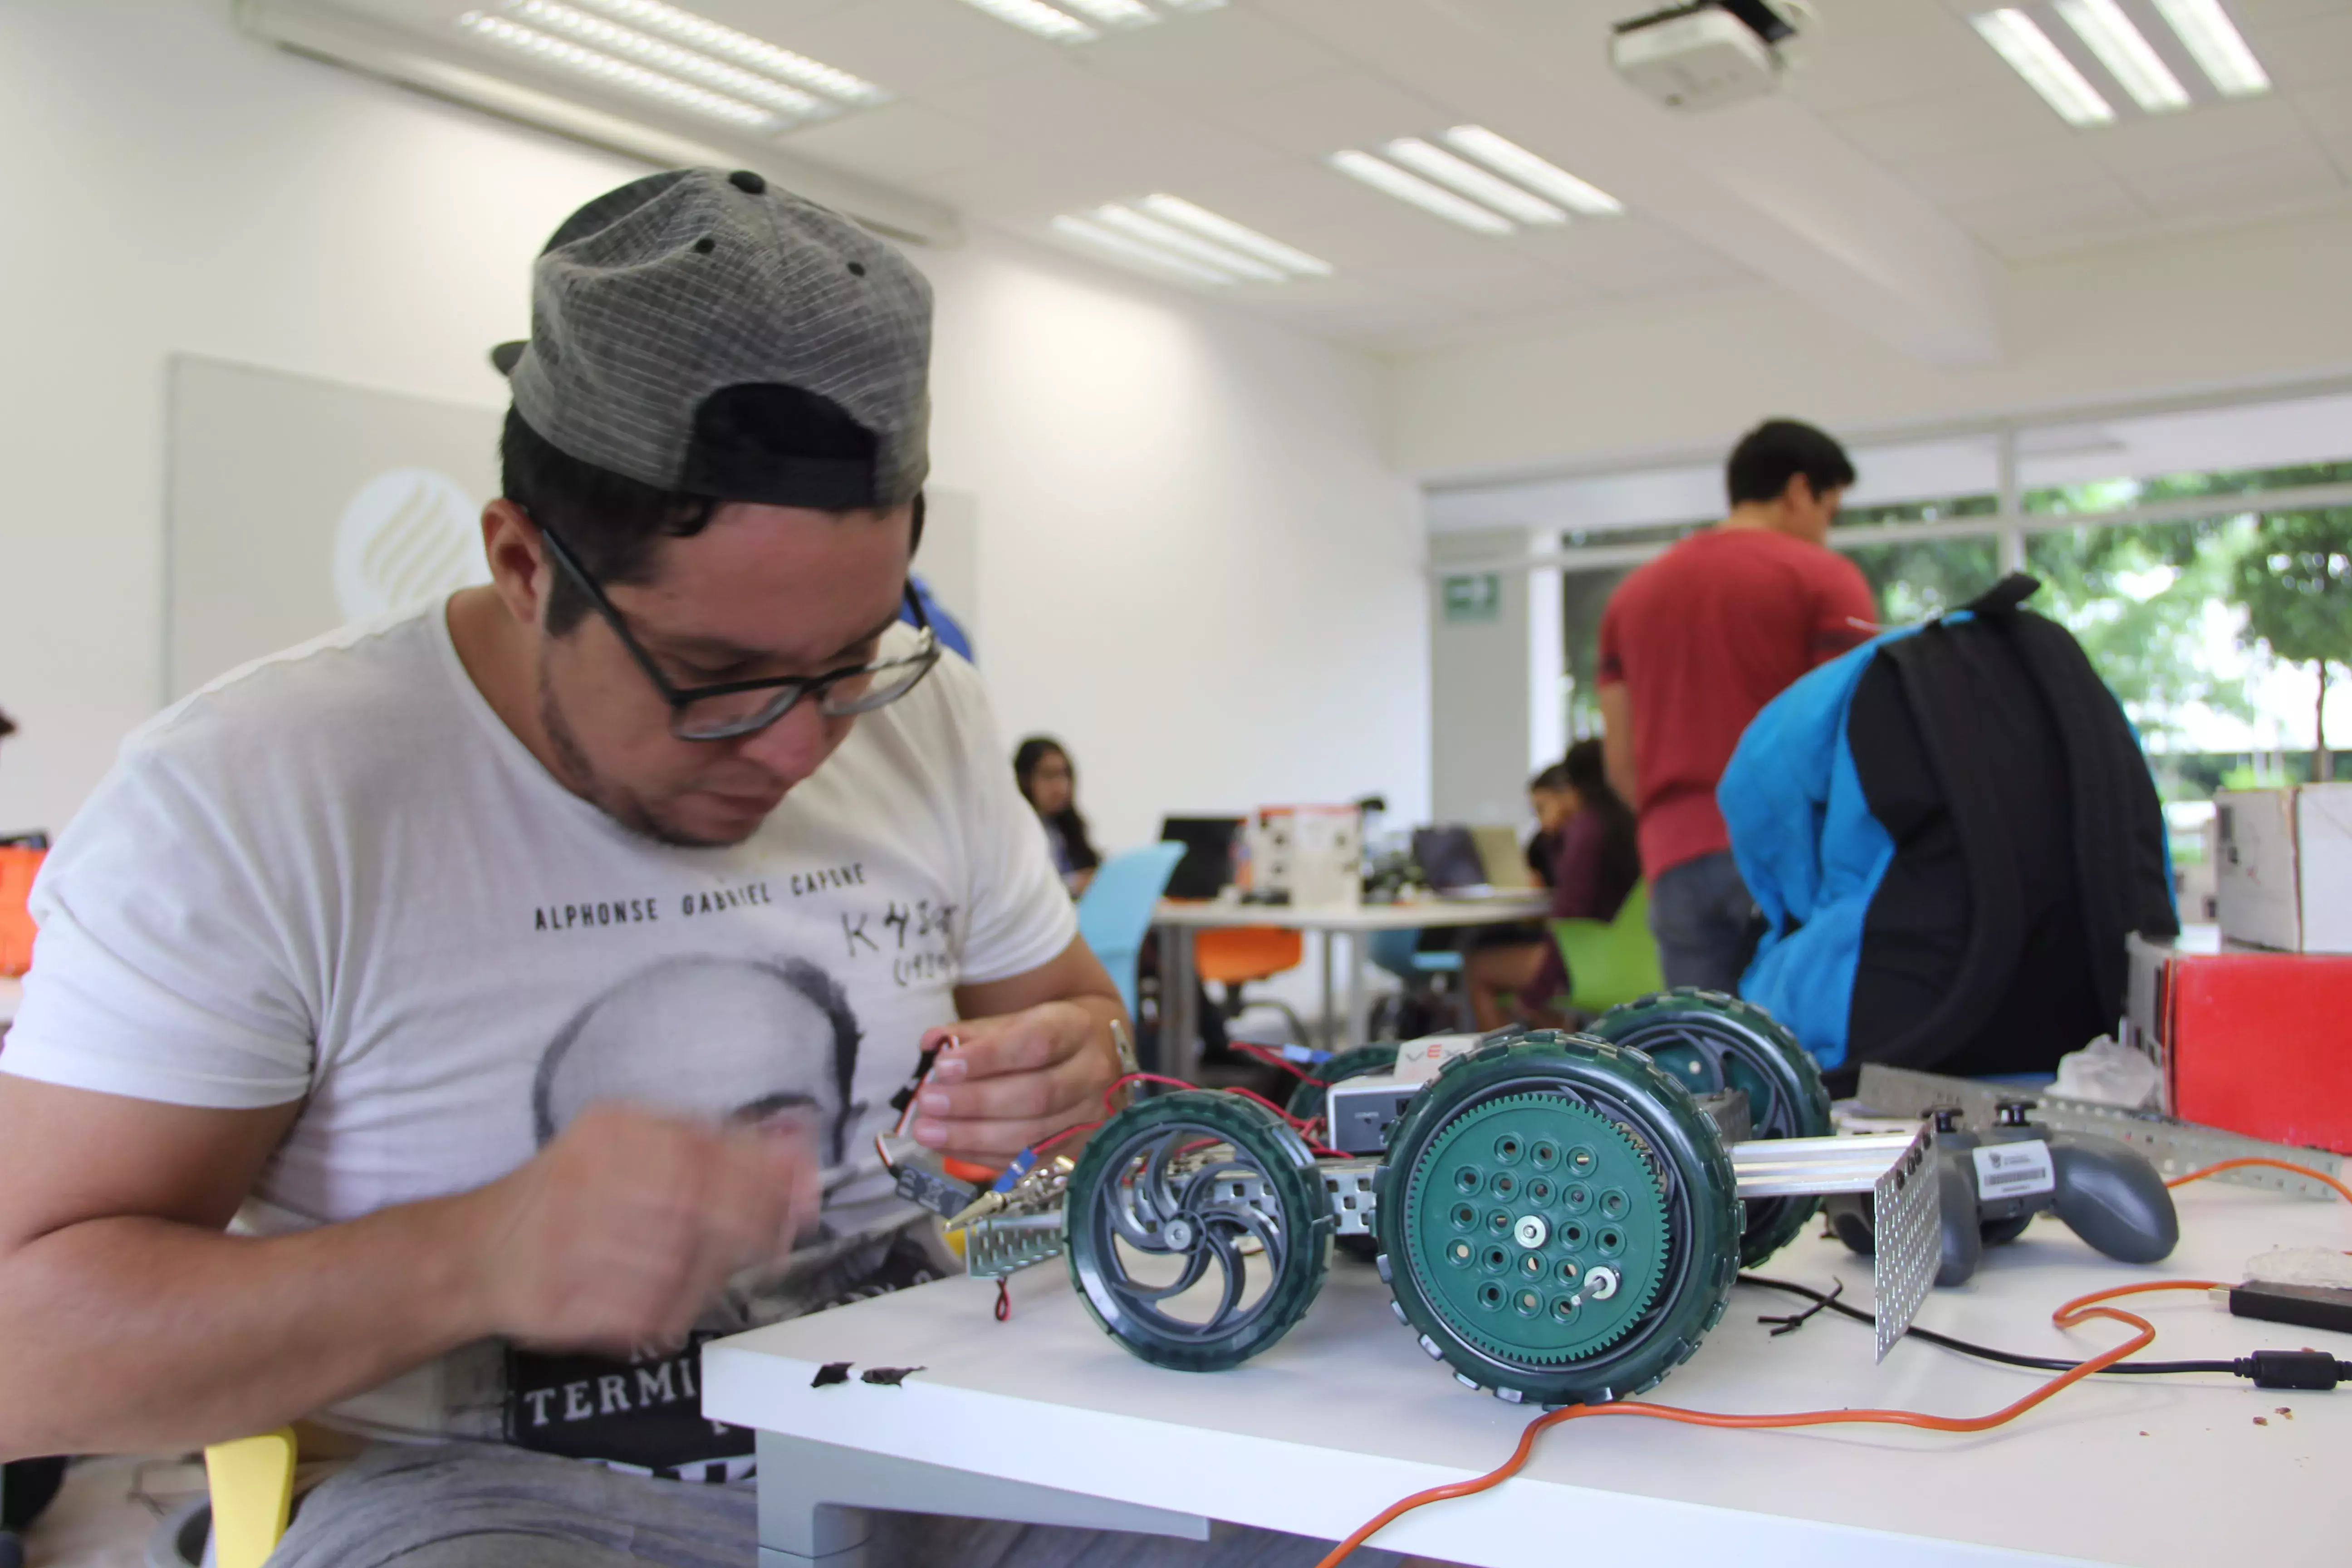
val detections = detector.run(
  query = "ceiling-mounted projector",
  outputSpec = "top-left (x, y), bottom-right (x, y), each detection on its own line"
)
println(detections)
top-left (1611, 0), bottom-right (1814, 111)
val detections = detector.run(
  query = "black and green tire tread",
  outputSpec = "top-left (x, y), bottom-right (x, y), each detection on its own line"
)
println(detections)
top-left (1284, 1043), bottom-right (1403, 1122)
top-left (1372, 1032), bottom-right (1741, 1407)
top-left (1586, 988), bottom-right (1832, 1266)
top-left (1065, 1090), bottom-right (1331, 1372)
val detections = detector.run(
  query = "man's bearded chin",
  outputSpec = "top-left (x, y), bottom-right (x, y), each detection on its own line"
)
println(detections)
top-left (537, 657), bottom-right (743, 849)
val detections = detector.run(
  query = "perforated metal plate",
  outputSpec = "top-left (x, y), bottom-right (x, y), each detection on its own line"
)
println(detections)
top-left (1321, 1161), bottom-right (1379, 1237)
top-left (963, 1212), bottom-right (1065, 1279)
top-left (1867, 1122), bottom-right (1940, 1361)
top-left (1859, 1064), bottom-right (2347, 1202)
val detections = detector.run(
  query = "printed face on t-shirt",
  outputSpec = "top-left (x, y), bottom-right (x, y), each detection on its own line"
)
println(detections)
top-left (530, 953), bottom-right (862, 1166)
top-left (529, 500), bottom-right (914, 848)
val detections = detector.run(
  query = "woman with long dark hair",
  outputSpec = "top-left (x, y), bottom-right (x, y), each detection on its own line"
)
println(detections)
top-left (1014, 736), bottom-right (1100, 896)
top-left (1465, 738), bottom-right (1641, 1028)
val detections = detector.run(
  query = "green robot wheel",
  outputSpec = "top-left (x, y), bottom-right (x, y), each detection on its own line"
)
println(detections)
top-left (1585, 989), bottom-right (1832, 1265)
top-left (1374, 1033), bottom-right (1741, 1406)
top-left (1066, 1091), bottom-right (1331, 1372)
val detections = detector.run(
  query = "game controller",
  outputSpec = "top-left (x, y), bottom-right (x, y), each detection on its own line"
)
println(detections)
top-left (1828, 1100), bottom-right (2178, 1286)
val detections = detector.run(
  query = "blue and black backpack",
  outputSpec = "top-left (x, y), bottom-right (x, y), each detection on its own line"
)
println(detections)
top-left (1720, 574), bottom-right (2178, 1087)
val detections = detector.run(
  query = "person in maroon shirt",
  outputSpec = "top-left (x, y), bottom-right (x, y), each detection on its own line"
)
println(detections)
top-left (1596, 419), bottom-right (1877, 992)
top-left (1496, 738), bottom-right (1642, 1027)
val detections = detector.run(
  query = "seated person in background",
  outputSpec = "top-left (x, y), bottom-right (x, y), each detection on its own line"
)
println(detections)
top-left (1521, 761), bottom-right (1571, 886)
top-left (1015, 734), bottom-right (1101, 896)
top-left (1464, 757), bottom-right (1589, 1029)
top-left (1480, 740), bottom-right (1642, 1029)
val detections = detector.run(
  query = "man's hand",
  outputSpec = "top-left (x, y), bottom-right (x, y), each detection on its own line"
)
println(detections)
top-left (910, 1000), bottom-right (1119, 1161)
top-left (460, 1105), bottom-right (819, 1353)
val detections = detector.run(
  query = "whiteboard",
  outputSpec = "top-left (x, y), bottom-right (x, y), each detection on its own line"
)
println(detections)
top-left (165, 355), bottom-right (982, 700)
top-left (165, 355), bottom-right (500, 701)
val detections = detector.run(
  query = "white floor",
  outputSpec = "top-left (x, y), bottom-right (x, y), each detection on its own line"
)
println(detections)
top-left (19, 1455), bottom-right (201, 1568)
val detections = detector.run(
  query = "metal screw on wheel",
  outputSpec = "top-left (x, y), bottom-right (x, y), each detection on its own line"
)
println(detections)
top-left (1405, 1093), bottom-right (1669, 1367)
top-left (1375, 1033), bottom-right (1741, 1406)
top-left (1586, 988), bottom-right (1832, 1265)
top-left (1066, 1091), bottom-right (1331, 1372)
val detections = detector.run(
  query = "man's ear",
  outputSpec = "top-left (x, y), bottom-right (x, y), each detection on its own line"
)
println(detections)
top-left (481, 499), bottom-right (551, 631)
top-left (909, 490), bottom-right (926, 558)
top-left (1780, 472), bottom-right (1818, 512)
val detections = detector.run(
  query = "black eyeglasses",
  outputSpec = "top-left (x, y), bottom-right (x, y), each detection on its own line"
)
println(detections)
top-left (533, 519), bottom-right (941, 742)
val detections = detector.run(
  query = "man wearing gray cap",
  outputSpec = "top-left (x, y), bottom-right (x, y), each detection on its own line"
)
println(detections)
top-left (0, 171), bottom-right (1383, 1566)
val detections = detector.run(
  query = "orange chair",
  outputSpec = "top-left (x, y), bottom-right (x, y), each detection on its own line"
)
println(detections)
top-left (1192, 926), bottom-right (1309, 1048)
top-left (0, 845), bottom-right (41, 978)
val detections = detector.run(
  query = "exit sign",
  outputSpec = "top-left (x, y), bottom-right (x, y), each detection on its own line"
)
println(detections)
top-left (1442, 573), bottom-right (1501, 623)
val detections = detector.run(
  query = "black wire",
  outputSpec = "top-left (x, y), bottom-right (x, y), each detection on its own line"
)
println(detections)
top-left (1737, 1273), bottom-right (2238, 1377)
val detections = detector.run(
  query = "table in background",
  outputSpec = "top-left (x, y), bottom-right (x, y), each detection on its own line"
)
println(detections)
top-left (1152, 894), bottom-right (1550, 1080)
top-left (706, 1181), bottom-right (2347, 1568)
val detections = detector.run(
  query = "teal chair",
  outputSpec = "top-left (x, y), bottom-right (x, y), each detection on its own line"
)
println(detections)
top-left (1551, 880), bottom-right (1666, 1016)
top-left (1077, 842), bottom-right (1186, 1021)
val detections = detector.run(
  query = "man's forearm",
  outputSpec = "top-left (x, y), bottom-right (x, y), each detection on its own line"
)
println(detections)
top-left (0, 1190), bottom-right (494, 1460)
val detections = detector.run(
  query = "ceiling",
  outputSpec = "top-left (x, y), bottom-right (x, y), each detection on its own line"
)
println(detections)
top-left (326, 0), bottom-right (2352, 353)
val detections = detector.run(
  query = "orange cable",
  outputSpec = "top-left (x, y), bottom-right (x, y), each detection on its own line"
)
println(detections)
top-left (1311, 1279), bottom-right (2223, 1568)
top-left (2164, 1156), bottom-right (2352, 1206)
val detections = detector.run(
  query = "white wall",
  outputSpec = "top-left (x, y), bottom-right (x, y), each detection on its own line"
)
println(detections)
top-left (1388, 207), bottom-right (2352, 483)
top-left (1427, 528), bottom-right (1562, 828)
top-left (920, 241), bottom-right (1427, 852)
top-left (0, 0), bottom-right (1428, 850)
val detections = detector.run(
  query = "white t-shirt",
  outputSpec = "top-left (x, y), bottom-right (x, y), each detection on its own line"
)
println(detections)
top-left (2, 599), bottom-right (1075, 1459)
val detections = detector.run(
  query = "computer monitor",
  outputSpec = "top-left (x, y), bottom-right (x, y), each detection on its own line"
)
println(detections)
top-left (1470, 824), bottom-right (1539, 892)
top-left (1411, 825), bottom-right (1490, 895)
top-left (1159, 815), bottom-right (1243, 900)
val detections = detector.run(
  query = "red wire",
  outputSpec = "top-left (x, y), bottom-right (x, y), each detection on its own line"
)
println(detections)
top-left (1229, 1039), bottom-right (1327, 1085)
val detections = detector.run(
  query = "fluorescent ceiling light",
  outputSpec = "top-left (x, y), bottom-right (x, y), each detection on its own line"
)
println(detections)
top-left (952, 0), bottom-right (1098, 44)
top-left (1052, 215), bottom-right (1235, 284)
top-left (1440, 126), bottom-right (1622, 217)
top-left (1090, 206), bottom-right (1286, 280)
top-left (568, 0), bottom-right (887, 105)
top-left (1137, 195), bottom-right (1333, 276)
top-left (2153, 0), bottom-right (2270, 96)
top-left (456, 11), bottom-right (776, 129)
top-left (1971, 10), bottom-right (2116, 126)
top-left (1156, 0), bottom-right (1227, 9)
top-left (2055, 0), bottom-right (2189, 112)
top-left (1382, 137), bottom-right (1566, 225)
top-left (1330, 150), bottom-right (1514, 235)
top-left (1059, 0), bottom-right (1159, 26)
top-left (508, 0), bottom-right (823, 120)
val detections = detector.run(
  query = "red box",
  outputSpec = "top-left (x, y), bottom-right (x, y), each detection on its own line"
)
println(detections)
top-left (2132, 931), bottom-right (2352, 1155)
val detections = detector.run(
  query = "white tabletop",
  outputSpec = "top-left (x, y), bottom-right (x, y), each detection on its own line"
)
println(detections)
top-left (1152, 894), bottom-right (1549, 932)
top-left (705, 1182), bottom-right (2346, 1568)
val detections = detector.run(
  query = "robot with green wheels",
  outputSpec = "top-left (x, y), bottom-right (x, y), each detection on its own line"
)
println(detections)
top-left (954, 989), bottom-right (1940, 1406)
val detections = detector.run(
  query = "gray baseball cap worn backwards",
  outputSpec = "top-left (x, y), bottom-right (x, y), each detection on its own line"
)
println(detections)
top-left (493, 167), bottom-right (931, 511)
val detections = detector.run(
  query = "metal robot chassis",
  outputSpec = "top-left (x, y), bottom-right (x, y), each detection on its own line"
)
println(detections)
top-left (926, 990), bottom-right (1940, 1407)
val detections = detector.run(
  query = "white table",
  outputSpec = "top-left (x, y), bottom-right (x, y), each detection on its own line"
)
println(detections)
top-left (1152, 895), bottom-right (1550, 1079)
top-left (704, 1181), bottom-right (2347, 1568)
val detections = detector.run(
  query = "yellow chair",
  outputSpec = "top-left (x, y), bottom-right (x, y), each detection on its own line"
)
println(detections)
top-left (1550, 880), bottom-right (1666, 1016)
top-left (202, 1428), bottom-right (297, 1568)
